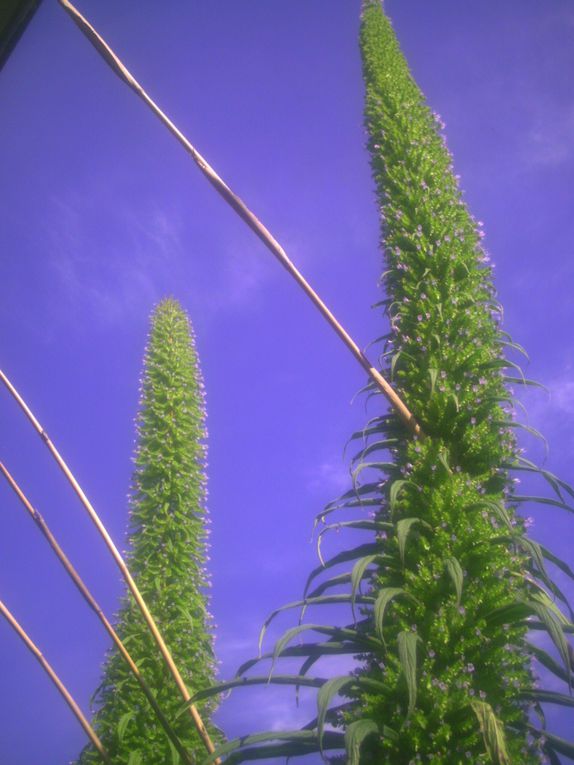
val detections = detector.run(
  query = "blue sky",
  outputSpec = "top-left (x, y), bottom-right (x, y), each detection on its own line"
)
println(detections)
top-left (1, 1), bottom-right (574, 763)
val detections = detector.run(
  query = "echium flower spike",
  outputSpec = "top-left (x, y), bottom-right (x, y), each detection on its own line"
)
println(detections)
top-left (76, 298), bottom-right (219, 763)
top-left (345, 2), bottom-right (571, 762)
top-left (165, 7), bottom-right (574, 764)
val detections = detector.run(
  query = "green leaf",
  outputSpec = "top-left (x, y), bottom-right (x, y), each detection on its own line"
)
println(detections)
top-left (530, 589), bottom-right (570, 626)
top-left (374, 587), bottom-right (415, 643)
top-left (351, 555), bottom-right (379, 622)
top-left (513, 495), bottom-right (574, 515)
top-left (127, 752), bottom-right (143, 765)
top-left (169, 738), bottom-right (181, 765)
top-left (317, 677), bottom-right (355, 755)
top-left (437, 448), bottom-right (451, 474)
top-left (397, 631), bottom-right (420, 716)
top-left (352, 461), bottom-right (395, 487)
top-left (238, 639), bottom-right (365, 676)
top-left (117, 711), bottom-right (133, 743)
top-left (470, 700), bottom-right (510, 764)
top-left (527, 642), bottom-right (573, 687)
top-left (485, 601), bottom-right (533, 627)
top-left (201, 730), bottom-right (345, 765)
top-left (528, 596), bottom-right (572, 690)
top-left (317, 519), bottom-right (392, 564)
top-left (503, 375), bottom-right (547, 391)
top-left (539, 542), bottom-right (574, 582)
top-left (344, 719), bottom-right (379, 765)
top-left (519, 688), bottom-right (574, 707)
top-left (389, 479), bottom-right (415, 515)
top-left (506, 458), bottom-right (574, 502)
top-left (304, 543), bottom-right (386, 597)
top-left (445, 556), bottom-right (464, 607)
top-left (396, 517), bottom-right (430, 565)
top-left (448, 390), bottom-right (460, 411)
top-left (259, 595), bottom-right (373, 655)
top-left (527, 726), bottom-right (574, 760)
top-left (270, 623), bottom-right (379, 676)
top-left (325, 481), bottom-right (384, 509)
top-left (498, 336), bottom-right (530, 361)
top-left (182, 675), bottom-right (327, 708)
top-left (351, 437), bottom-right (399, 462)
top-left (307, 572), bottom-right (351, 600)
top-left (313, 496), bottom-right (382, 527)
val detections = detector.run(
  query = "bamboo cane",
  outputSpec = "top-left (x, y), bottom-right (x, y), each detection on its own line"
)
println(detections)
top-left (0, 369), bottom-right (218, 760)
top-left (0, 598), bottom-right (110, 764)
top-left (57, 0), bottom-right (422, 440)
top-left (0, 461), bottom-right (195, 765)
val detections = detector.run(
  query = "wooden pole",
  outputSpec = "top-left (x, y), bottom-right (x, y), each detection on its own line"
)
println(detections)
top-left (0, 369), bottom-right (218, 760)
top-left (0, 598), bottom-right (110, 764)
top-left (57, 0), bottom-right (422, 440)
top-left (0, 461), bottom-right (195, 765)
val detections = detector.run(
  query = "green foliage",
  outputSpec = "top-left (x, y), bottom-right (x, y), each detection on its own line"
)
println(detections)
top-left (77, 298), bottom-right (218, 764)
top-left (197, 3), bottom-right (574, 763)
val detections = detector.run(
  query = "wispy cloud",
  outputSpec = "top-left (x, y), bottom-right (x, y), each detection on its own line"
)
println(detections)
top-left (47, 193), bottom-right (175, 327)
top-left (524, 104), bottom-right (574, 168)
top-left (45, 187), bottom-right (280, 331)
top-left (306, 459), bottom-right (350, 495)
top-left (549, 377), bottom-right (574, 415)
top-left (206, 245), bottom-right (274, 313)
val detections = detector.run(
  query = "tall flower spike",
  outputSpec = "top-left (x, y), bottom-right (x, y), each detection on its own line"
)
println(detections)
top-left (76, 298), bottom-right (219, 764)
top-left (193, 4), bottom-right (574, 764)
top-left (341, 3), bottom-right (572, 761)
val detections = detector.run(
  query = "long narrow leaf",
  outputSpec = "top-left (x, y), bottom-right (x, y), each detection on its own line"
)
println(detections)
top-left (374, 588), bottom-right (417, 643)
top-left (202, 730), bottom-right (345, 765)
top-left (258, 595), bottom-right (373, 655)
top-left (519, 689), bottom-right (574, 707)
top-left (397, 631), bottom-right (420, 717)
top-left (396, 517), bottom-right (430, 565)
top-left (470, 700), bottom-right (510, 764)
top-left (445, 556), bottom-right (464, 607)
top-left (303, 543), bottom-right (387, 598)
top-left (317, 677), bottom-right (355, 755)
top-left (182, 675), bottom-right (327, 709)
top-left (351, 555), bottom-right (379, 622)
top-left (344, 719), bottom-right (379, 765)
top-left (513, 495), bottom-right (574, 515)
top-left (527, 642), bottom-right (574, 687)
top-left (527, 727), bottom-right (574, 760)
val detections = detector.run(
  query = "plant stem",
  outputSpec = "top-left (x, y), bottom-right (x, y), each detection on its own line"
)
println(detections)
top-left (0, 598), bottom-right (110, 764)
top-left (57, 0), bottom-right (422, 439)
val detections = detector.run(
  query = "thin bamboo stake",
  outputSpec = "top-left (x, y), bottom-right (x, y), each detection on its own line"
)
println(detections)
top-left (0, 461), bottom-right (195, 765)
top-left (0, 369), bottom-right (218, 760)
top-left (57, 0), bottom-right (423, 440)
top-left (0, 598), bottom-right (110, 764)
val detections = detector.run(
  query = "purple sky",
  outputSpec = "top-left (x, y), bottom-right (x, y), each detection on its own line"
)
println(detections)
top-left (1, 2), bottom-right (574, 763)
